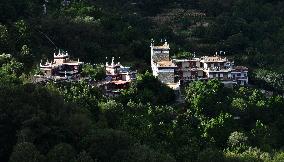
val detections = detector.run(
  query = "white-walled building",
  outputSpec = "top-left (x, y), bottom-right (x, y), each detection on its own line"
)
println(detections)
top-left (150, 40), bottom-right (179, 90)
top-left (150, 40), bottom-right (249, 87)
top-left (103, 57), bottom-right (137, 97)
top-left (40, 50), bottom-right (84, 78)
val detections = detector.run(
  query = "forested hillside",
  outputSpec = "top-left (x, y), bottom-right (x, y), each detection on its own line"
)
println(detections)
top-left (1, 0), bottom-right (284, 162)
top-left (1, 0), bottom-right (284, 66)
top-left (1, 0), bottom-right (284, 90)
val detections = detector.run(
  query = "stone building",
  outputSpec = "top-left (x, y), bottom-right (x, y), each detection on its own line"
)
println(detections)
top-left (151, 40), bottom-right (179, 88)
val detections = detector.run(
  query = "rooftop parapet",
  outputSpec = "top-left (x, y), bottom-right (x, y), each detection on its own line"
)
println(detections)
top-left (54, 50), bottom-right (69, 59)
top-left (172, 58), bottom-right (201, 62)
top-left (40, 59), bottom-right (53, 68)
top-left (105, 57), bottom-right (121, 67)
top-left (200, 56), bottom-right (228, 62)
top-left (151, 39), bottom-right (170, 49)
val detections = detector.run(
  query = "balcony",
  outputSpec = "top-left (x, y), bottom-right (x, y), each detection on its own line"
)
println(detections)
top-left (177, 67), bottom-right (203, 71)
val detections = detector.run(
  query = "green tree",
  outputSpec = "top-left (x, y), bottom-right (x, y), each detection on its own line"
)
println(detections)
top-left (82, 63), bottom-right (105, 81)
top-left (224, 147), bottom-right (271, 162)
top-left (171, 112), bottom-right (202, 161)
top-left (82, 129), bottom-right (134, 162)
top-left (99, 100), bottom-right (124, 128)
top-left (201, 112), bottom-right (235, 147)
top-left (68, 113), bottom-right (93, 143)
top-left (273, 152), bottom-right (284, 162)
top-left (250, 120), bottom-right (275, 151)
top-left (19, 45), bottom-right (34, 71)
top-left (0, 59), bottom-right (24, 84)
top-left (14, 20), bottom-right (31, 46)
top-left (72, 151), bottom-right (94, 162)
top-left (9, 142), bottom-right (44, 162)
top-left (174, 51), bottom-right (194, 59)
top-left (225, 32), bottom-right (249, 53)
top-left (120, 72), bottom-right (175, 105)
top-left (0, 53), bottom-right (11, 66)
top-left (227, 131), bottom-right (249, 152)
top-left (197, 148), bottom-right (225, 162)
top-left (231, 98), bottom-right (248, 113)
top-left (185, 80), bottom-right (230, 117)
top-left (0, 59), bottom-right (24, 76)
top-left (111, 145), bottom-right (176, 162)
top-left (0, 24), bottom-right (9, 51)
top-left (49, 81), bottom-right (102, 118)
top-left (47, 143), bottom-right (76, 162)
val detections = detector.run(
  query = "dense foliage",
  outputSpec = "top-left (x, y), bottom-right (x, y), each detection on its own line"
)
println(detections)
top-left (1, 52), bottom-right (284, 162)
top-left (120, 72), bottom-right (176, 105)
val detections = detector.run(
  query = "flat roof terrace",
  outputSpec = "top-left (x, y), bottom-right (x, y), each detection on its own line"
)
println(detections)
top-left (200, 56), bottom-right (228, 63)
top-left (156, 61), bottom-right (177, 67)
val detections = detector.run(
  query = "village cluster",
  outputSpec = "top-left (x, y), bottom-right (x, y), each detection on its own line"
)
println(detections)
top-left (36, 40), bottom-right (249, 96)
top-left (151, 40), bottom-right (249, 90)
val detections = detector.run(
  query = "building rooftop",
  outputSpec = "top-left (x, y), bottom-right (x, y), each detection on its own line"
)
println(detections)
top-left (200, 56), bottom-right (228, 62)
top-left (151, 41), bottom-right (170, 49)
top-left (157, 60), bottom-right (177, 67)
top-left (153, 45), bottom-right (170, 49)
top-left (63, 61), bottom-right (84, 66)
top-left (173, 58), bottom-right (200, 62)
top-left (54, 50), bottom-right (69, 59)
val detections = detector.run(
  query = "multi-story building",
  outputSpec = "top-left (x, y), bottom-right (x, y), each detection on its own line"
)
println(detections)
top-left (172, 58), bottom-right (204, 82)
top-left (102, 57), bottom-right (137, 97)
top-left (150, 41), bottom-right (180, 90)
top-left (200, 56), bottom-right (234, 84)
top-left (150, 40), bottom-right (249, 88)
top-left (231, 66), bottom-right (249, 85)
top-left (39, 50), bottom-right (84, 79)
top-left (105, 57), bottom-right (137, 82)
